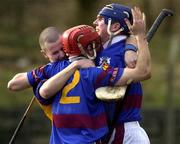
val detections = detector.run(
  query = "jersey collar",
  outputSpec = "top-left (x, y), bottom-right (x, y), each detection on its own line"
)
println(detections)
top-left (103, 35), bottom-right (127, 49)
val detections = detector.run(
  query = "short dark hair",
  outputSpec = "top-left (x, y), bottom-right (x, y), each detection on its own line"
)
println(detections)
top-left (39, 27), bottom-right (60, 50)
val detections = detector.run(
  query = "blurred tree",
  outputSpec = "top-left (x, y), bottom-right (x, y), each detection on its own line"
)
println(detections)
top-left (164, 0), bottom-right (176, 34)
top-left (14, 0), bottom-right (25, 36)
top-left (141, 0), bottom-right (154, 29)
top-left (0, 0), bottom-right (27, 47)
top-left (76, 0), bottom-right (100, 25)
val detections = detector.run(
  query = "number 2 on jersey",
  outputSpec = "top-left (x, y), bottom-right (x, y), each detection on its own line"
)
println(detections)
top-left (60, 70), bottom-right (80, 104)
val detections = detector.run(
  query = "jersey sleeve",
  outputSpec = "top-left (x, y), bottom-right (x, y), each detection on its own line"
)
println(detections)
top-left (33, 80), bottom-right (55, 105)
top-left (27, 60), bottom-right (69, 88)
top-left (93, 66), bottom-right (124, 88)
top-left (27, 64), bottom-right (51, 88)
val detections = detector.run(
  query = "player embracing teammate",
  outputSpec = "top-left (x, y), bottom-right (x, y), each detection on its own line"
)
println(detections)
top-left (8, 4), bottom-right (151, 144)
top-left (93, 4), bottom-right (151, 144)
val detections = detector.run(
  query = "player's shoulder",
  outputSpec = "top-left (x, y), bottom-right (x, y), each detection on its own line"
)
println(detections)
top-left (47, 60), bottom-right (69, 67)
top-left (87, 66), bottom-right (102, 70)
top-left (79, 67), bottom-right (102, 75)
top-left (86, 67), bottom-right (104, 75)
top-left (39, 60), bottom-right (69, 74)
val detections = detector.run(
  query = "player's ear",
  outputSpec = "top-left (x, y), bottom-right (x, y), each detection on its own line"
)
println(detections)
top-left (41, 49), bottom-right (48, 59)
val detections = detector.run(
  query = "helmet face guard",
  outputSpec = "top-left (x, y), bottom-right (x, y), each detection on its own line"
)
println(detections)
top-left (61, 25), bottom-right (102, 59)
top-left (98, 3), bottom-right (133, 35)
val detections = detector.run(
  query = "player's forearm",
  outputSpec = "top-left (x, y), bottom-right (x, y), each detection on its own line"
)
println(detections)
top-left (39, 62), bottom-right (78, 99)
top-left (7, 73), bottom-right (31, 91)
top-left (130, 8), bottom-right (151, 81)
top-left (135, 34), bottom-right (151, 80)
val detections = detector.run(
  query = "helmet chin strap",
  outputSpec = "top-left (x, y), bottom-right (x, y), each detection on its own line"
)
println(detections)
top-left (107, 18), bottom-right (124, 47)
top-left (86, 42), bottom-right (97, 60)
top-left (78, 42), bottom-right (97, 60)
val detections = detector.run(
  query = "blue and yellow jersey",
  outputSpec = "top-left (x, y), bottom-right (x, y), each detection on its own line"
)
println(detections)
top-left (29, 60), bottom-right (124, 144)
top-left (96, 38), bottom-right (143, 124)
top-left (27, 60), bottom-right (68, 87)
top-left (27, 60), bottom-right (68, 121)
top-left (96, 39), bottom-right (126, 68)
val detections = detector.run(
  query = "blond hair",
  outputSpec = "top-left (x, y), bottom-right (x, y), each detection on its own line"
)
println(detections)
top-left (39, 27), bottom-right (60, 50)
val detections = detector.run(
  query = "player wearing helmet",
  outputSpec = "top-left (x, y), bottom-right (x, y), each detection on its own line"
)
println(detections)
top-left (7, 4), bottom-right (150, 144)
top-left (93, 4), bottom-right (150, 144)
top-left (34, 7), bottom-right (151, 144)
top-left (62, 25), bottom-right (102, 60)
top-left (95, 3), bottom-right (133, 44)
top-left (31, 25), bottom-right (122, 144)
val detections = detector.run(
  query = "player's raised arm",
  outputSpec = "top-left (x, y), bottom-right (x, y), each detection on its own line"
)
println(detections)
top-left (115, 7), bottom-right (151, 86)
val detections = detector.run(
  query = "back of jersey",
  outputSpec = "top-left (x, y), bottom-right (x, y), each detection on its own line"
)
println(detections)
top-left (51, 67), bottom-right (110, 144)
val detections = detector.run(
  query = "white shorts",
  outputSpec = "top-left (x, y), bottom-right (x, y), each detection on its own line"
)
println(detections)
top-left (109, 121), bottom-right (150, 144)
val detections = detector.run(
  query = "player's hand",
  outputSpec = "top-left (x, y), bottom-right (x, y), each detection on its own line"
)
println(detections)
top-left (125, 7), bottom-right (146, 36)
top-left (75, 59), bottom-right (95, 68)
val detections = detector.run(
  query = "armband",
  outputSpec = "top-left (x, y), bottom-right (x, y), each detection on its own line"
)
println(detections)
top-left (125, 44), bottom-right (137, 52)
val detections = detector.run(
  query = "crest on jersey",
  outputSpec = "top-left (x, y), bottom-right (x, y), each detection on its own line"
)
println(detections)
top-left (99, 57), bottom-right (111, 70)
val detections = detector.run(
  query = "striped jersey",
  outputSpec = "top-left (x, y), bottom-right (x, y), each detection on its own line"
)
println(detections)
top-left (28, 60), bottom-right (124, 144)
top-left (95, 36), bottom-right (143, 125)
top-left (27, 60), bottom-right (68, 120)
